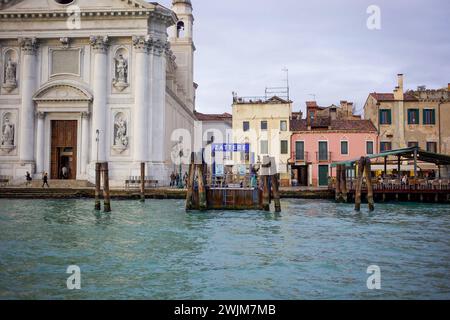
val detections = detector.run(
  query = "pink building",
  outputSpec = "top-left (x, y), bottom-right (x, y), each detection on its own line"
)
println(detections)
top-left (290, 103), bottom-right (378, 187)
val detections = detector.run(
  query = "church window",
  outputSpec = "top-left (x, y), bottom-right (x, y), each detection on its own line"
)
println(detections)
top-left (177, 21), bottom-right (185, 38)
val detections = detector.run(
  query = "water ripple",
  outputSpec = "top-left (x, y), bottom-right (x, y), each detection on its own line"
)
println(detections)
top-left (0, 198), bottom-right (449, 299)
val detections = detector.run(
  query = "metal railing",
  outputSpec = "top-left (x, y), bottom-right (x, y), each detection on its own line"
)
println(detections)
top-left (295, 151), bottom-right (308, 162)
top-left (316, 152), bottom-right (331, 162)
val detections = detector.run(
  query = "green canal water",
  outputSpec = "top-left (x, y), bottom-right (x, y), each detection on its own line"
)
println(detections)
top-left (0, 198), bottom-right (449, 300)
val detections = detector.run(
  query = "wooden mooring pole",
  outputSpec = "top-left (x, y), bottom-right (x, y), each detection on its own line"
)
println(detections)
top-left (365, 157), bottom-right (374, 211)
top-left (271, 174), bottom-right (281, 213)
top-left (102, 162), bottom-right (111, 213)
top-left (198, 163), bottom-right (207, 211)
top-left (335, 165), bottom-right (342, 202)
top-left (95, 162), bottom-right (101, 211)
top-left (185, 154), bottom-right (195, 211)
top-left (340, 165), bottom-right (348, 203)
top-left (140, 162), bottom-right (145, 203)
top-left (354, 157), bottom-right (365, 211)
top-left (262, 175), bottom-right (270, 211)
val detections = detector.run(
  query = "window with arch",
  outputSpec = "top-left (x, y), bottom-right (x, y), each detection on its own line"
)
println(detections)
top-left (177, 21), bottom-right (185, 38)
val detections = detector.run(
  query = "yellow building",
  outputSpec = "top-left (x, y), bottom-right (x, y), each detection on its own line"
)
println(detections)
top-left (232, 95), bottom-right (292, 186)
top-left (365, 74), bottom-right (449, 153)
top-left (364, 74), bottom-right (450, 176)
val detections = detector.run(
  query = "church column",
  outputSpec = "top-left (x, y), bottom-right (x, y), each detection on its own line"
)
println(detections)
top-left (132, 36), bottom-right (150, 162)
top-left (18, 38), bottom-right (38, 163)
top-left (149, 39), bottom-right (167, 163)
top-left (89, 36), bottom-right (109, 163)
top-left (81, 112), bottom-right (90, 175)
top-left (35, 112), bottom-right (45, 174)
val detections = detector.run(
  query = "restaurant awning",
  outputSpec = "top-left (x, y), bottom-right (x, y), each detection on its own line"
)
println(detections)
top-left (331, 147), bottom-right (450, 167)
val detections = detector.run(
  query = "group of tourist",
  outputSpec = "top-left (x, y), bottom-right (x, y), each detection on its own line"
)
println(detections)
top-left (376, 170), bottom-right (438, 186)
top-left (170, 171), bottom-right (188, 188)
top-left (24, 171), bottom-right (50, 188)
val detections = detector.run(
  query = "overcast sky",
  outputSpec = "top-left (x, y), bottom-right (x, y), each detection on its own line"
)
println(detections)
top-left (160, 0), bottom-right (450, 115)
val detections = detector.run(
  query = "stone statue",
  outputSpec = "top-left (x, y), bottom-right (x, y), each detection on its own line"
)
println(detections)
top-left (115, 54), bottom-right (128, 83)
top-left (113, 54), bottom-right (129, 91)
top-left (1, 116), bottom-right (14, 146)
top-left (5, 58), bottom-right (16, 84)
top-left (114, 115), bottom-right (128, 148)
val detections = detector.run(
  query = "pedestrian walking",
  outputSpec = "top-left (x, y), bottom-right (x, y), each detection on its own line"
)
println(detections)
top-left (42, 172), bottom-right (50, 188)
top-left (25, 171), bottom-right (32, 187)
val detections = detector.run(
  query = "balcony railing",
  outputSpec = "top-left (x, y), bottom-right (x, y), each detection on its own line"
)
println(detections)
top-left (316, 152), bottom-right (331, 162)
top-left (295, 151), bottom-right (308, 162)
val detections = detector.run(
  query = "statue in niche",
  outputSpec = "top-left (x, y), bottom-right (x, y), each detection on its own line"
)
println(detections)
top-left (114, 114), bottom-right (128, 149)
top-left (2, 57), bottom-right (17, 92)
top-left (1, 116), bottom-right (14, 147)
top-left (113, 54), bottom-right (129, 91)
top-left (5, 58), bottom-right (16, 84)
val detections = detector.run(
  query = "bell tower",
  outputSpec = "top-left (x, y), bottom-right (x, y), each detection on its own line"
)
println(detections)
top-left (169, 0), bottom-right (196, 111)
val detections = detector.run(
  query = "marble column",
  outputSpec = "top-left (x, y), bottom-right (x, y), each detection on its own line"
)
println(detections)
top-left (81, 112), bottom-right (90, 175)
top-left (35, 111), bottom-right (45, 174)
top-left (149, 39), bottom-right (167, 163)
top-left (132, 36), bottom-right (150, 162)
top-left (89, 36), bottom-right (109, 163)
top-left (18, 38), bottom-right (38, 163)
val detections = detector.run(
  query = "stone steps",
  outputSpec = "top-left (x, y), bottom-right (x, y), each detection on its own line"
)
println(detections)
top-left (27, 180), bottom-right (94, 188)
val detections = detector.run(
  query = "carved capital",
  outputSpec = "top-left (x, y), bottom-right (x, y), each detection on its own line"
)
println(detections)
top-left (132, 35), bottom-right (151, 53)
top-left (18, 37), bottom-right (39, 55)
top-left (81, 111), bottom-right (91, 119)
top-left (149, 38), bottom-right (166, 56)
top-left (36, 112), bottom-right (46, 120)
top-left (89, 36), bottom-right (109, 54)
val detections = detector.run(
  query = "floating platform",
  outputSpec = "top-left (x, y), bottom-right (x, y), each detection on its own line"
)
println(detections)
top-left (189, 187), bottom-right (263, 210)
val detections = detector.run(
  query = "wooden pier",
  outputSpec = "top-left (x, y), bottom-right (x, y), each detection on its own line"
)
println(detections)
top-left (331, 147), bottom-right (450, 205)
top-left (185, 155), bottom-right (281, 211)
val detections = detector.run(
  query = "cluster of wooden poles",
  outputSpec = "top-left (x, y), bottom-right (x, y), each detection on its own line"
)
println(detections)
top-left (261, 172), bottom-right (281, 212)
top-left (185, 161), bottom-right (207, 210)
top-left (94, 162), bottom-right (111, 212)
top-left (335, 156), bottom-right (374, 212)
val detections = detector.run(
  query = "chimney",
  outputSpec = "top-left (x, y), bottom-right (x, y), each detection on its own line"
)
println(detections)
top-left (330, 108), bottom-right (337, 120)
top-left (394, 74), bottom-right (405, 101)
top-left (448, 83), bottom-right (450, 92)
top-left (398, 74), bottom-right (404, 90)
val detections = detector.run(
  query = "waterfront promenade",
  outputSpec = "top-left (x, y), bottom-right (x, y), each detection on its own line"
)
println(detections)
top-left (0, 184), bottom-right (333, 200)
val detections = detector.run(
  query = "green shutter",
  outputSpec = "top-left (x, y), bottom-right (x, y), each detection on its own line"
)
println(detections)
top-left (432, 109), bottom-right (436, 124)
top-left (387, 110), bottom-right (392, 124)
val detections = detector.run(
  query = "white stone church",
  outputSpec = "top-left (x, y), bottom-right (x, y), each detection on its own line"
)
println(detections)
top-left (0, 0), bottom-right (197, 186)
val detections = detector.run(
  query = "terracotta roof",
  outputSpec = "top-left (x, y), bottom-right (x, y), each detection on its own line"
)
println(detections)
top-left (290, 118), bottom-right (377, 132)
top-left (194, 111), bottom-right (232, 122)
top-left (369, 92), bottom-right (418, 101)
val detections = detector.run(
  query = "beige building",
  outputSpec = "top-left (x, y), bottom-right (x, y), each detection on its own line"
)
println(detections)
top-left (364, 74), bottom-right (450, 154)
top-left (232, 94), bottom-right (292, 186)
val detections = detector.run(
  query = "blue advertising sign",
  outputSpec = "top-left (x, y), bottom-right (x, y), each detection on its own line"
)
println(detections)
top-left (212, 143), bottom-right (250, 153)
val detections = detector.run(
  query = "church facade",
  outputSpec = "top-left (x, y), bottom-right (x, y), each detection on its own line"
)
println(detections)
top-left (0, 0), bottom-right (197, 186)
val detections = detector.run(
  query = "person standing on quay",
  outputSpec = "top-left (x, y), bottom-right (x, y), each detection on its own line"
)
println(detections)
top-left (25, 171), bottom-right (32, 187)
top-left (42, 172), bottom-right (50, 188)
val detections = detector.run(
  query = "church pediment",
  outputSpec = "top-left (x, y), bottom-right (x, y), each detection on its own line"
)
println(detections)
top-left (1, 0), bottom-right (160, 11)
top-left (33, 81), bottom-right (93, 102)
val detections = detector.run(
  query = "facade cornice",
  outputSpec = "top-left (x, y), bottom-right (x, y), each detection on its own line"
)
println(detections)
top-left (0, 8), bottom-right (176, 27)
